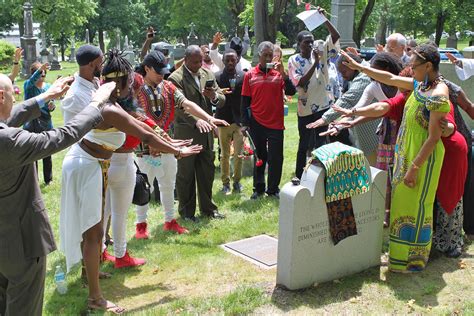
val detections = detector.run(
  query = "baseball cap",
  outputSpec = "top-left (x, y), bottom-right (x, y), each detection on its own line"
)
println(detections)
top-left (143, 51), bottom-right (170, 75)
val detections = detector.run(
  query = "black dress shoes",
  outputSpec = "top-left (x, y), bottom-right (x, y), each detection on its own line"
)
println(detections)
top-left (206, 210), bottom-right (226, 219)
top-left (183, 216), bottom-right (199, 223)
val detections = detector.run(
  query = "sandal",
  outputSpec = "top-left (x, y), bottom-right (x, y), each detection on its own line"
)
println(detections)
top-left (87, 297), bottom-right (125, 314)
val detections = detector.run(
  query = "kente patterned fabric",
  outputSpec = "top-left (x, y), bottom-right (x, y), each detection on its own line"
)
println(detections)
top-left (312, 142), bottom-right (370, 203)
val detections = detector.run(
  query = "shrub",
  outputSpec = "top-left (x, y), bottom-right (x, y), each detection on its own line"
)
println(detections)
top-left (0, 40), bottom-right (15, 71)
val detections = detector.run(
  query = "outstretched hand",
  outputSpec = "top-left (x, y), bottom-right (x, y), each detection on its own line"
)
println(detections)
top-left (445, 52), bottom-right (458, 65)
top-left (180, 144), bottom-right (203, 157)
top-left (345, 47), bottom-right (360, 57)
top-left (209, 117), bottom-right (229, 128)
top-left (306, 118), bottom-right (327, 129)
top-left (44, 76), bottom-right (74, 101)
top-left (331, 104), bottom-right (353, 117)
top-left (92, 82), bottom-right (117, 104)
top-left (195, 119), bottom-right (213, 133)
top-left (14, 47), bottom-right (23, 63)
top-left (340, 50), bottom-right (363, 71)
top-left (169, 138), bottom-right (193, 147)
top-left (213, 32), bottom-right (223, 45)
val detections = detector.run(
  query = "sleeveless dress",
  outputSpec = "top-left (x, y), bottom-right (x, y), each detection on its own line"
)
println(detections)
top-left (388, 80), bottom-right (450, 272)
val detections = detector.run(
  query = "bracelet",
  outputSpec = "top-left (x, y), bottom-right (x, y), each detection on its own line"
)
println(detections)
top-left (411, 161), bottom-right (420, 170)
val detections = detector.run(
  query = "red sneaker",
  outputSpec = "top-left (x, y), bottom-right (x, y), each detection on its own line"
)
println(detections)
top-left (163, 219), bottom-right (189, 234)
top-left (135, 222), bottom-right (149, 239)
top-left (114, 251), bottom-right (146, 269)
top-left (102, 248), bottom-right (116, 263)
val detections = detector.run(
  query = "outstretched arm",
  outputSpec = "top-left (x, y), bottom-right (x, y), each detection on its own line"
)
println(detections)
top-left (340, 50), bottom-right (413, 91)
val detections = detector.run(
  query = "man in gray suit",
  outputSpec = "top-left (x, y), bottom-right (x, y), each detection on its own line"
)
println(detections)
top-left (0, 74), bottom-right (115, 315)
top-left (168, 45), bottom-right (226, 221)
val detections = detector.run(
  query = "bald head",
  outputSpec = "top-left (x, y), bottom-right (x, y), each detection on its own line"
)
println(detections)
top-left (0, 74), bottom-right (15, 120)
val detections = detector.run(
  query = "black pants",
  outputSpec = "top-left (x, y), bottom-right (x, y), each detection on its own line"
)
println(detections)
top-left (296, 112), bottom-right (327, 179)
top-left (295, 111), bottom-right (353, 179)
top-left (249, 118), bottom-right (284, 195)
top-left (35, 156), bottom-right (52, 184)
top-left (463, 146), bottom-right (474, 234)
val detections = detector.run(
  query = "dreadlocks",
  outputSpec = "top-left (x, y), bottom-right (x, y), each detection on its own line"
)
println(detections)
top-left (102, 49), bottom-right (133, 92)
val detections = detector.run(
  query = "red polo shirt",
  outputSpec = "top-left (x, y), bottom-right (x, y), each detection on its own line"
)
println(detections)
top-left (241, 66), bottom-right (285, 130)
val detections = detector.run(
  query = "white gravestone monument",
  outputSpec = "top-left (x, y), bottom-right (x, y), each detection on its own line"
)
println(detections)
top-left (277, 161), bottom-right (387, 290)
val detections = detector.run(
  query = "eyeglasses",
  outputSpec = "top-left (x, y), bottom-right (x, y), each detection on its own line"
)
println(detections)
top-left (410, 61), bottom-right (427, 70)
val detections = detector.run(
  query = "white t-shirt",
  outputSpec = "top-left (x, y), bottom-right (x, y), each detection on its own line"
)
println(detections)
top-left (61, 73), bottom-right (99, 124)
top-left (209, 49), bottom-right (252, 72)
top-left (288, 35), bottom-right (340, 117)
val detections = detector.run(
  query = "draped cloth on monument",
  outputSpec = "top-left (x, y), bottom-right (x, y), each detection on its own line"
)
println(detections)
top-left (311, 142), bottom-right (370, 245)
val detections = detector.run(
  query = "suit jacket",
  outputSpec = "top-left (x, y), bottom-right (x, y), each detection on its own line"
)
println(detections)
top-left (168, 66), bottom-right (225, 150)
top-left (0, 98), bottom-right (103, 263)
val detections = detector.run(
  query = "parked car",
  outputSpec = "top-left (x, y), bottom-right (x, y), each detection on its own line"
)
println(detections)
top-left (359, 47), bottom-right (376, 61)
top-left (438, 47), bottom-right (464, 61)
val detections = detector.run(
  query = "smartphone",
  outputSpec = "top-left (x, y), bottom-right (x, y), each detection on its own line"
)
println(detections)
top-left (205, 80), bottom-right (214, 88)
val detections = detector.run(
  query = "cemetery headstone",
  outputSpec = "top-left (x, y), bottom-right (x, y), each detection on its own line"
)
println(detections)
top-left (122, 35), bottom-right (135, 65)
top-left (85, 29), bottom-right (90, 44)
top-left (20, 2), bottom-right (38, 78)
top-left (364, 38), bottom-right (375, 47)
top-left (330, 0), bottom-right (356, 47)
top-left (50, 44), bottom-right (61, 70)
top-left (39, 27), bottom-right (49, 64)
top-left (187, 23), bottom-right (199, 46)
top-left (69, 39), bottom-right (76, 63)
top-left (276, 159), bottom-right (387, 290)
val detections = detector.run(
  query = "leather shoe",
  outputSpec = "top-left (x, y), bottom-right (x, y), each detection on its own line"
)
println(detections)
top-left (250, 192), bottom-right (264, 200)
top-left (183, 216), bottom-right (199, 223)
top-left (207, 210), bottom-right (226, 219)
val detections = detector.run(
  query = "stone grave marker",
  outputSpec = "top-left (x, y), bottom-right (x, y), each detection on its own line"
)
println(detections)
top-left (276, 161), bottom-right (387, 290)
top-left (222, 234), bottom-right (278, 269)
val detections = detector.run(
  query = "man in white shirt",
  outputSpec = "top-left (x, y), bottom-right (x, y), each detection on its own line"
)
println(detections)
top-left (62, 45), bottom-right (103, 123)
top-left (378, 33), bottom-right (410, 65)
top-left (210, 33), bottom-right (252, 72)
top-left (288, 14), bottom-right (341, 179)
top-left (200, 45), bottom-right (220, 73)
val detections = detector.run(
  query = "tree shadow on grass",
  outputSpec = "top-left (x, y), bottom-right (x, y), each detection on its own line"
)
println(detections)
top-left (45, 255), bottom-right (167, 315)
top-left (270, 252), bottom-right (461, 312)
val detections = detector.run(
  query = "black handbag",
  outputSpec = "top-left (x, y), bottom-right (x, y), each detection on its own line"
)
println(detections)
top-left (132, 161), bottom-right (151, 206)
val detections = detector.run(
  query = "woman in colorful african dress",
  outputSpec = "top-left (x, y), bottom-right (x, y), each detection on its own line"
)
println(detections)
top-left (339, 44), bottom-right (450, 273)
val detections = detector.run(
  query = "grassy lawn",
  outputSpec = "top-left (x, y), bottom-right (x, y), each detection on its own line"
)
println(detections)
top-left (13, 63), bottom-right (474, 315)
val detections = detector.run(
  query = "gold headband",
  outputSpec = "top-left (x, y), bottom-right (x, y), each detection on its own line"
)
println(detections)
top-left (413, 50), bottom-right (426, 60)
top-left (102, 71), bottom-right (128, 79)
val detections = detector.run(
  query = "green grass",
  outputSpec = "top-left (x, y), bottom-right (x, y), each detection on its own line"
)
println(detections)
top-left (14, 62), bottom-right (474, 315)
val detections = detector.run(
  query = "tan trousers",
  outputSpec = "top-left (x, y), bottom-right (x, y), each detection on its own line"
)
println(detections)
top-left (218, 123), bottom-right (244, 185)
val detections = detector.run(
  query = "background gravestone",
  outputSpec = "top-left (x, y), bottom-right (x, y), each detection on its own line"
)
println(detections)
top-left (20, 2), bottom-right (38, 78)
top-left (277, 161), bottom-right (387, 290)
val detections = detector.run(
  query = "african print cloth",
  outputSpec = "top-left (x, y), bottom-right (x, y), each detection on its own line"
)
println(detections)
top-left (311, 142), bottom-right (370, 244)
top-left (312, 142), bottom-right (370, 203)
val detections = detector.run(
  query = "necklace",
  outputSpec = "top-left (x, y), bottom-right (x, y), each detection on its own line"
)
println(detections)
top-left (419, 75), bottom-right (443, 92)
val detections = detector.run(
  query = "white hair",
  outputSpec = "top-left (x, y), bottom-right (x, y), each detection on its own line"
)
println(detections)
top-left (387, 33), bottom-right (406, 47)
top-left (257, 41), bottom-right (274, 56)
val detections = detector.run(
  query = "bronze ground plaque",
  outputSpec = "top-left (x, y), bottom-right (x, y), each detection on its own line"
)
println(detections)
top-left (222, 234), bottom-right (278, 269)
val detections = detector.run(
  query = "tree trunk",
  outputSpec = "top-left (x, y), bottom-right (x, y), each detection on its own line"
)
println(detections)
top-left (61, 44), bottom-right (65, 62)
top-left (353, 0), bottom-right (376, 47)
top-left (228, 0), bottom-right (246, 37)
top-left (98, 28), bottom-right (105, 53)
top-left (435, 10), bottom-right (447, 47)
top-left (253, 0), bottom-right (266, 64)
top-left (267, 0), bottom-right (288, 43)
top-left (375, 14), bottom-right (387, 45)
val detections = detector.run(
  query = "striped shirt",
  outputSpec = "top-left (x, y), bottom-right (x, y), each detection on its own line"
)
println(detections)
top-left (322, 72), bottom-right (380, 155)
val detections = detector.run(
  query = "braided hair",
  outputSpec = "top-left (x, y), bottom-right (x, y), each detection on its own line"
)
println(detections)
top-left (101, 49), bottom-right (133, 92)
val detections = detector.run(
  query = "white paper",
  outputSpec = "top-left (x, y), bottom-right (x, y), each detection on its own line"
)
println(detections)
top-left (296, 10), bottom-right (327, 31)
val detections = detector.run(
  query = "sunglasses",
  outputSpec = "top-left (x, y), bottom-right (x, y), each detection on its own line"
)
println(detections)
top-left (410, 61), bottom-right (427, 70)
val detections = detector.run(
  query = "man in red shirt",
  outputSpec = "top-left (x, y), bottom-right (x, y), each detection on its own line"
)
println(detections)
top-left (241, 41), bottom-right (296, 199)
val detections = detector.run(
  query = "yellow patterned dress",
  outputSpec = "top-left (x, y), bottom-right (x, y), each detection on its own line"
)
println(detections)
top-left (389, 81), bottom-right (450, 272)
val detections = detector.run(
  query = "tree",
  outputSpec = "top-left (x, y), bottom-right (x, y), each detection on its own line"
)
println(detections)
top-left (253, 0), bottom-right (289, 43)
top-left (353, 0), bottom-right (377, 47)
